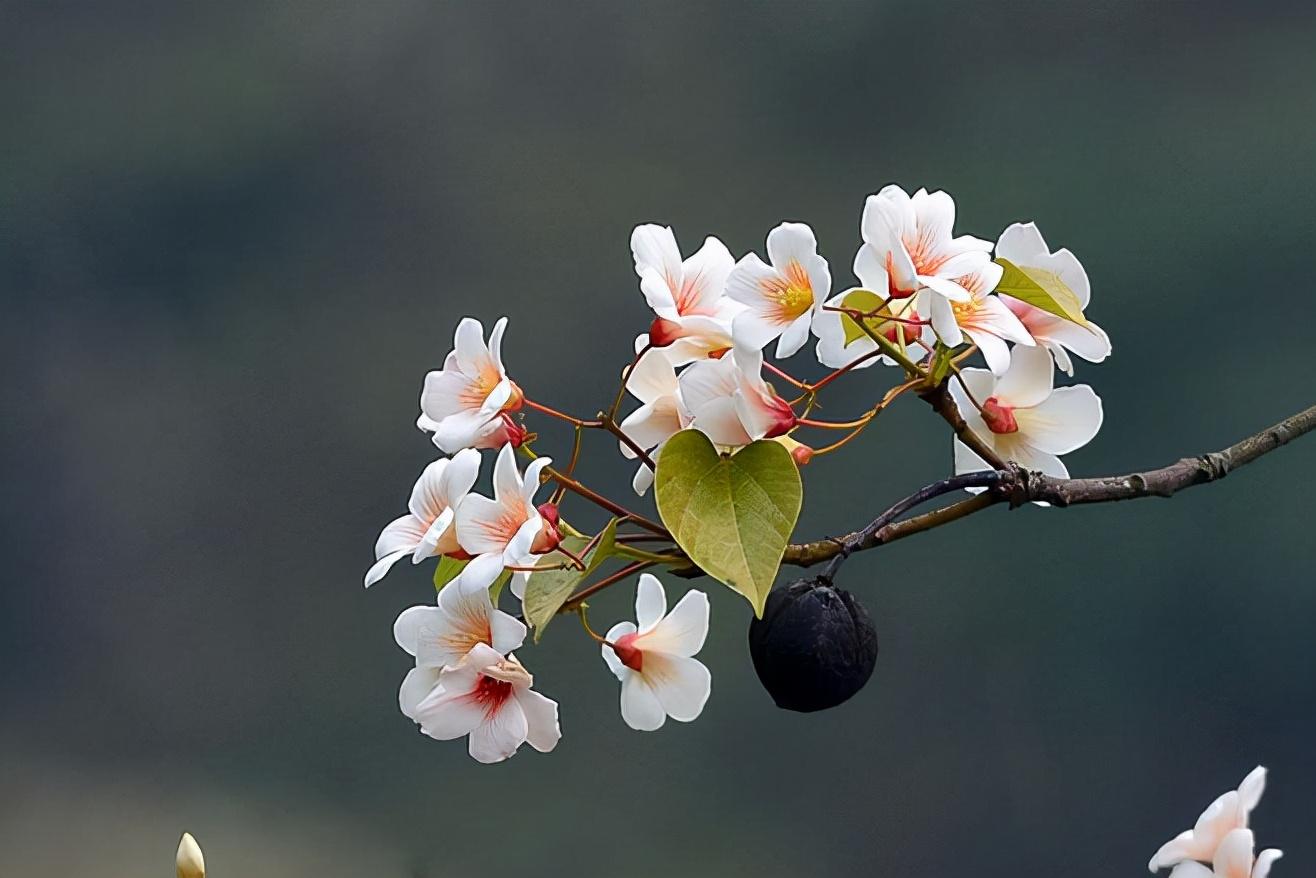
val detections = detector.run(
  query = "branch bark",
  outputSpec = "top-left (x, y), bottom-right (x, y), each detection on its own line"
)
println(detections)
top-left (784, 402), bottom-right (1316, 569)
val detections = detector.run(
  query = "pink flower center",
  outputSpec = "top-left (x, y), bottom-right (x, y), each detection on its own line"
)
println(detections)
top-left (879, 309), bottom-right (921, 345)
top-left (612, 632), bottom-right (644, 672)
top-left (980, 396), bottom-right (1019, 434)
top-left (472, 674), bottom-right (514, 718)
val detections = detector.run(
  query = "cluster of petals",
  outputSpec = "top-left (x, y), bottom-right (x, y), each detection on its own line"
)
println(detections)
top-left (601, 574), bottom-right (712, 731)
top-left (726, 222), bottom-right (830, 358)
top-left (418, 317), bottom-right (526, 453)
top-left (1149, 767), bottom-right (1281, 878)
top-left (364, 449), bottom-right (481, 588)
top-left (618, 334), bottom-right (688, 494)
top-left (632, 224), bottom-right (742, 362)
top-left (394, 555), bottom-right (560, 763)
top-left (365, 444), bottom-right (557, 588)
top-left (678, 345), bottom-right (796, 448)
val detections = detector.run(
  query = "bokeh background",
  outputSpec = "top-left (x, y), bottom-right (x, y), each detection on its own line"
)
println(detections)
top-left (4, 2), bottom-right (1315, 875)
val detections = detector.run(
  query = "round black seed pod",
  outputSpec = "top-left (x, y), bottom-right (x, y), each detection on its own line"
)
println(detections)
top-left (748, 577), bottom-right (879, 712)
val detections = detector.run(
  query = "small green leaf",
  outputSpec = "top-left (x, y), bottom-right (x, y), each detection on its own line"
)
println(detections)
top-left (655, 430), bottom-right (802, 617)
top-left (523, 519), bottom-right (618, 640)
top-left (993, 258), bottom-right (1089, 326)
top-left (836, 288), bottom-right (920, 350)
top-left (433, 555), bottom-right (469, 592)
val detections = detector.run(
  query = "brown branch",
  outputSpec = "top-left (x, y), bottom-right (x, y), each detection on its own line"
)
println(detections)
top-left (919, 382), bottom-right (1008, 470)
top-left (784, 402), bottom-right (1316, 569)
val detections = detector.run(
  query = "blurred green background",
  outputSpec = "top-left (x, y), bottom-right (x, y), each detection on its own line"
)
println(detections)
top-left (3, 2), bottom-right (1315, 875)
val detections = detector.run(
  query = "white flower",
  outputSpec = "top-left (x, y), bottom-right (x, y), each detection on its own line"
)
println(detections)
top-left (1150, 767), bottom-right (1270, 873)
top-left (727, 222), bottom-right (831, 358)
top-left (1166, 829), bottom-right (1282, 878)
top-left (364, 449), bottom-right (481, 588)
top-left (996, 222), bottom-right (1112, 376)
top-left (418, 317), bottom-right (526, 453)
top-left (632, 224), bottom-right (741, 358)
top-left (923, 258), bottom-right (1035, 375)
top-left (812, 246), bottom-right (935, 370)
top-left (618, 334), bottom-right (689, 495)
top-left (394, 554), bottom-right (527, 722)
top-left (678, 345), bottom-right (796, 448)
top-left (857, 184), bottom-right (993, 303)
top-left (409, 643), bottom-right (561, 764)
top-left (176, 833), bottom-right (205, 878)
top-left (601, 573), bottom-right (711, 731)
top-left (455, 444), bottom-right (559, 565)
top-left (950, 344), bottom-right (1102, 479)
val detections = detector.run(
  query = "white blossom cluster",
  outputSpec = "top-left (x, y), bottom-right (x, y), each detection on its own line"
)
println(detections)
top-left (1149, 767), bottom-right (1282, 878)
top-left (364, 183), bottom-right (1116, 763)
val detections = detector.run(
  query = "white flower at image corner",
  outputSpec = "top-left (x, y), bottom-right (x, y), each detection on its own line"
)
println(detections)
top-left (1166, 829), bottom-right (1282, 878)
top-left (618, 333), bottom-right (690, 495)
top-left (601, 573), bottom-right (711, 731)
top-left (1150, 767), bottom-right (1271, 873)
top-left (418, 317), bottom-right (526, 453)
top-left (455, 444), bottom-right (560, 566)
top-left (996, 221), bottom-right (1112, 376)
top-left (631, 224), bottom-right (742, 360)
top-left (923, 256), bottom-right (1036, 376)
top-left (950, 344), bottom-right (1102, 480)
top-left (678, 344), bottom-right (796, 448)
top-left (364, 449), bottom-right (481, 588)
top-left (393, 553), bottom-right (527, 719)
top-left (410, 643), bottom-right (561, 764)
top-left (726, 222), bottom-right (831, 358)
top-left (856, 184), bottom-right (993, 303)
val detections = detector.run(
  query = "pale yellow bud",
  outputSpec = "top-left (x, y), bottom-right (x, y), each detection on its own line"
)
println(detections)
top-left (176, 832), bottom-right (205, 878)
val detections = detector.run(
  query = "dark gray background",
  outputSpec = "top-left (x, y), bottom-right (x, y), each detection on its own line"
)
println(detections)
top-left (3, 2), bottom-right (1314, 875)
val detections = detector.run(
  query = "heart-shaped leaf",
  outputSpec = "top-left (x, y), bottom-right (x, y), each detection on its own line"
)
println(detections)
top-left (655, 430), bottom-right (802, 617)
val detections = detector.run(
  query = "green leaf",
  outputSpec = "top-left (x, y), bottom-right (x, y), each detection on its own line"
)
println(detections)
top-left (522, 519), bottom-right (618, 641)
top-left (993, 258), bottom-right (1089, 326)
top-left (836, 288), bottom-right (921, 350)
top-left (432, 555), bottom-right (469, 592)
top-left (655, 430), bottom-right (802, 617)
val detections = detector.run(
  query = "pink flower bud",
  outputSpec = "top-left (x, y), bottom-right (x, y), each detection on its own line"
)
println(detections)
top-left (980, 396), bottom-right (1019, 434)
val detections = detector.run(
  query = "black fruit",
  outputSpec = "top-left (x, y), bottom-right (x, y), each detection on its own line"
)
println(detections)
top-left (748, 577), bottom-right (879, 712)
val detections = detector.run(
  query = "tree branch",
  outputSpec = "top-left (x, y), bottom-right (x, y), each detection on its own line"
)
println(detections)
top-left (784, 402), bottom-right (1316, 569)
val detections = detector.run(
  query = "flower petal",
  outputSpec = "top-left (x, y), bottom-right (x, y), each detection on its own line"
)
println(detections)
top-left (620, 673), bottom-right (667, 731)
top-left (1213, 829), bottom-right (1255, 878)
top-left (514, 688), bottom-right (561, 753)
top-left (1238, 765), bottom-right (1267, 815)
top-left (1166, 863), bottom-right (1214, 878)
top-left (775, 312), bottom-right (812, 358)
top-left (993, 343), bottom-right (1054, 408)
top-left (1254, 849), bottom-right (1283, 878)
top-left (635, 573), bottom-right (668, 633)
top-left (645, 653), bottom-right (712, 722)
top-left (644, 589), bottom-right (710, 656)
top-left (467, 698), bottom-right (528, 764)
top-left (365, 547), bottom-right (412, 589)
top-left (413, 688), bottom-right (486, 742)
top-left (1014, 385), bottom-right (1102, 455)
top-left (602, 621), bottom-right (639, 680)
top-left (631, 224), bottom-right (683, 287)
top-left (399, 666), bottom-right (441, 720)
top-left (393, 605), bottom-right (444, 657)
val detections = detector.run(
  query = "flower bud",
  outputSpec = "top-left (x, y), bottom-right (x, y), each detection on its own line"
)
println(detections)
top-left (747, 577), bottom-right (878, 712)
top-left (531, 502), bottom-right (562, 553)
top-left (648, 317), bottom-right (684, 348)
top-left (176, 832), bottom-right (205, 878)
